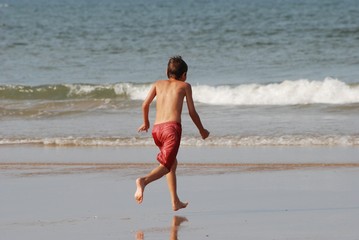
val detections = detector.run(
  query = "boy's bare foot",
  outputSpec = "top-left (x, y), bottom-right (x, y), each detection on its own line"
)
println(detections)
top-left (173, 200), bottom-right (188, 211)
top-left (135, 178), bottom-right (145, 204)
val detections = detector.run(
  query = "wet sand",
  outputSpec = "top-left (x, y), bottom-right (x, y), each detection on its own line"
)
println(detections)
top-left (1, 146), bottom-right (359, 239)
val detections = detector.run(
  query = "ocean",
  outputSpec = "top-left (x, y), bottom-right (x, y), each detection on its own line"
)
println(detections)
top-left (1, 0), bottom-right (359, 147)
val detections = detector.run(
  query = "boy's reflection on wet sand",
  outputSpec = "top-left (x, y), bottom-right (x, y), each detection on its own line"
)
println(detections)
top-left (136, 216), bottom-right (188, 240)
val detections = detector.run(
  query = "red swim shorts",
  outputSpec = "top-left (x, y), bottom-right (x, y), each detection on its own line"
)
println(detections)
top-left (152, 121), bottom-right (182, 171)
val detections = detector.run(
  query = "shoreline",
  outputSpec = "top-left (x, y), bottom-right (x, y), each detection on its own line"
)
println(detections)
top-left (1, 162), bottom-right (359, 178)
top-left (1, 144), bottom-right (359, 163)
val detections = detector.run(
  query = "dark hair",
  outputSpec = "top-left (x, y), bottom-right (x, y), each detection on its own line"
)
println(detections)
top-left (167, 56), bottom-right (188, 80)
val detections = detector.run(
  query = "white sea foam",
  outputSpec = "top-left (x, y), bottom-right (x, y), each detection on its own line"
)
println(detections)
top-left (66, 84), bottom-right (113, 96)
top-left (114, 83), bottom-right (151, 100)
top-left (1, 135), bottom-right (358, 147)
top-left (108, 78), bottom-right (359, 105)
top-left (192, 78), bottom-right (359, 105)
top-left (65, 83), bottom-right (150, 99)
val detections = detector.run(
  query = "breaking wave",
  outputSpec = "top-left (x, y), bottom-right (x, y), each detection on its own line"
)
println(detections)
top-left (0, 83), bottom-right (149, 100)
top-left (193, 78), bottom-right (359, 105)
top-left (1, 78), bottom-right (359, 105)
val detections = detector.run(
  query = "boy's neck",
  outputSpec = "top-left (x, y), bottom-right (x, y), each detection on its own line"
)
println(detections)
top-left (168, 75), bottom-right (186, 82)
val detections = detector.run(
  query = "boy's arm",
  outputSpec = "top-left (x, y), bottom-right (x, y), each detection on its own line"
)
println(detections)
top-left (138, 84), bottom-right (156, 132)
top-left (185, 84), bottom-right (210, 139)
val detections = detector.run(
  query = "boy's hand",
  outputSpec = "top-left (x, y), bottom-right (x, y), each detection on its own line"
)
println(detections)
top-left (138, 123), bottom-right (150, 132)
top-left (200, 129), bottom-right (210, 139)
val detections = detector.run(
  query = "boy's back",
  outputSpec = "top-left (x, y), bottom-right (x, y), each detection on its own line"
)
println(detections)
top-left (154, 79), bottom-right (187, 124)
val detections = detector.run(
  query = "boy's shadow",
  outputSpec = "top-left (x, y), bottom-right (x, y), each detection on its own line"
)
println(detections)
top-left (136, 216), bottom-right (188, 240)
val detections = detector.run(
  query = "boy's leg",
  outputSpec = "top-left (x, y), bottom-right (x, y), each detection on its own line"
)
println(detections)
top-left (166, 159), bottom-right (188, 211)
top-left (135, 164), bottom-right (169, 204)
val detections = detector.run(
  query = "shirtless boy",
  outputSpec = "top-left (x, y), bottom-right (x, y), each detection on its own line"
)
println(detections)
top-left (135, 56), bottom-right (210, 211)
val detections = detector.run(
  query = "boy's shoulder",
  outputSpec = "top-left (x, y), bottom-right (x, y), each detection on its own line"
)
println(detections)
top-left (154, 79), bottom-right (168, 84)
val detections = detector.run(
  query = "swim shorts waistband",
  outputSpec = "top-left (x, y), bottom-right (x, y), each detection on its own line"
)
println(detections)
top-left (153, 121), bottom-right (181, 127)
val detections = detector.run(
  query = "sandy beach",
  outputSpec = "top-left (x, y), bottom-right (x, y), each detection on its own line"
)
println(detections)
top-left (1, 146), bottom-right (359, 240)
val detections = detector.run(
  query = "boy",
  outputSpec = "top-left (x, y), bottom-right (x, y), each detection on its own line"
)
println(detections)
top-left (135, 56), bottom-right (210, 211)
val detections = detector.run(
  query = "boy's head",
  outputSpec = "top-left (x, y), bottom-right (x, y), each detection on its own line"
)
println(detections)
top-left (167, 56), bottom-right (188, 80)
